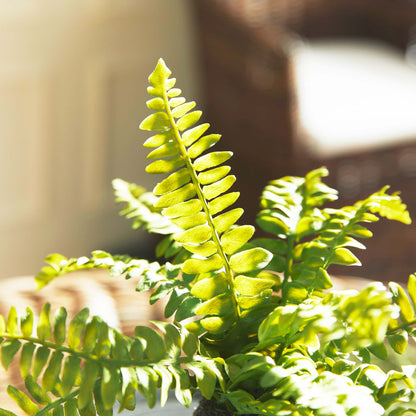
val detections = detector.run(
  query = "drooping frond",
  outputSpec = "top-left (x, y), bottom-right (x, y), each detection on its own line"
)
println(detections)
top-left (34, 250), bottom-right (163, 289)
top-left (0, 305), bottom-right (225, 416)
top-left (112, 178), bottom-right (178, 235)
top-left (139, 59), bottom-right (273, 334)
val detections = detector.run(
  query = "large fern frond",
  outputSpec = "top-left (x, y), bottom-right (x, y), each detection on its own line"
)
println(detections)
top-left (0, 305), bottom-right (225, 415)
top-left (139, 59), bottom-right (273, 334)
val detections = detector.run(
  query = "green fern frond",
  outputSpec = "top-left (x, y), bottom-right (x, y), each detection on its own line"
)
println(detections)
top-left (0, 305), bottom-right (225, 415)
top-left (34, 250), bottom-right (163, 289)
top-left (113, 178), bottom-right (178, 235)
top-left (257, 168), bottom-right (412, 303)
top-left (139, 59), bottom-right (273, 334)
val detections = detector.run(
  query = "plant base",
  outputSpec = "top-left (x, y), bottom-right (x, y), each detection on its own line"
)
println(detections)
top-left (193, 398), bottom-right (253, 416)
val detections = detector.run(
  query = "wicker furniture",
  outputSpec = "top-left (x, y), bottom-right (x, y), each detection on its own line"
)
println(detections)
top-left (192, 0), bottom-right (416, 282)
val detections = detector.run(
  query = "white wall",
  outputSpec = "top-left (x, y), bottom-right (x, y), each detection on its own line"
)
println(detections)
top-left (0, 0), bottom-right (200, 278)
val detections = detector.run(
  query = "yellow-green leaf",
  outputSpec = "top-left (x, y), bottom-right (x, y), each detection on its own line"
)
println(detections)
top-left (176, 111), bottom-right (202, 131)
top-left (188, 134), bottom-right (221, 159)
top-left (203, 175), bottom-right (236, 201)
top-left (19, 342), bottom-right (35, 378)
top-left (53, 307), bottom-right (67, 345)
top-left (174, 224), bottom-right (212, 245)
top-left (171, 101), bottom-right (196, 118)
top-left (42, 351), bottom-right (63, 392)
top-left (213, 208), bottom-right (244, 234)
top-left (230, 248), bottom-right (272, 274)
top-left (68, 308), bottom-right (89, 350)
top-left (1, 339), bottom-right (21, 370)
top-left (388, 331), bottom-right (408, 354)
top-left (101, 366), bottom-right (119, 410)
top-left (195, 294), bottom-right (233, 316)
top-left (6, 307), bottom-right (18, 335)
top-left (171, 212), bottom-right (207, 230)
top-left (148, 58), bottom-right (171, 88)
top-left (191, 274), bottom-right (229, 300)
top-left (238, 295), bottom-right (265, 310)
top-left (146, 155), bottom-right (184, 174)
top-left (154, 183), bottom-right (196, 208)
top-left (7, 385), bottom-right (39, 415)
top-left (234, 275), bottom-right (274, 296)
top-left (153, 168), bottom-right (191, 196)
top-left (183, 255), bottom-right (223, 274)
top-left (163, 199), bottom-right (202, 218)
top-left (147, 141), bottom-right (179, 159)
top-left (389, 282), bottom-right (415, 323)
top-left (37, 303), bottom-right (51, 341)
top-left (146, 97), bottom-right (165, 111)
top-left (208, 192), bottom-right (240, 216)
top-left (61, 356), bottom-right (81, 397)
top-left (32, 346), bottom-right (50, 378)
top-left (140, 112), bottom-right (170, 131)
top-left (25, 375), bottom-right (51, 405)
top-left (183, 241), bottom-right (217, 257)
top-left (169, 97), bottom-right (186, 108)
top-left (21, 308), bottom-right (33, 337)
top-left (134, 326), bottom-right (166, 362)
top-left (182, 123), bottom-right (210, 147)
top-left (193, 151), bottom-right (233, 172)
top-left (331, 248), bottom-right (361, 266)
top-left (143, 130), bottom-right (175, 148)
top-left (78, 361), bottom-right (99, 409)
top-left (198, 165), bottom-right (231, 185)
top-left (220, 225), bottom-right (254, 255)
top-left (200, 315), bottom-right (233, 333)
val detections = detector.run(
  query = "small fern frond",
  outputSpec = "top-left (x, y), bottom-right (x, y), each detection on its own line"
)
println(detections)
top-left (113, 178), bottom-right (179, 235)
top-left (257, 168), bottom-right (412, 303)
top-left (0, 305), bottom-right (225, 415)
top-left (140, 59), bottom-right (273, 333)
top-left (34, 250), bottom-right (163, 289)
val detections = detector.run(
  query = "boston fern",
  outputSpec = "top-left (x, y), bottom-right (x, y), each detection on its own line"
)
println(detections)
top-left (1, 59), bottom-right (416, 416)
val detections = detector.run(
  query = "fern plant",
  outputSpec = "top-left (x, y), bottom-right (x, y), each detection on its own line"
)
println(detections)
top-left (1, 58), bottom-right (416, 416)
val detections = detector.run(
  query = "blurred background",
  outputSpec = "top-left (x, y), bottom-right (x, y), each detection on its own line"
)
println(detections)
top-left (1, 0), bottom-right (416, 283)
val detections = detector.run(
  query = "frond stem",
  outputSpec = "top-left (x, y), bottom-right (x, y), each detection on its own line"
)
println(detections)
top-left (162, 85), bottom-right (240, 320)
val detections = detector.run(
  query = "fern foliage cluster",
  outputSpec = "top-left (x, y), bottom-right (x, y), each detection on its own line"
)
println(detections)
top-left (1, 59), bottom-right (416, 416)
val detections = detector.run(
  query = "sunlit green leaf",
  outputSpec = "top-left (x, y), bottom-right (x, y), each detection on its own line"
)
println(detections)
top-left (195, 294), bottom-right (233, 316)
top-left (220, 225), bottom-right (254, 255)
top-left (171, 101), bottom-right (196, 118)
top-left (188, 134), bottom-right (221, 159)
top-left (153, 168), bottom-right (191, 196)
top-left (191, 274), bottom-right (229, 300)
top-left (203, 175), bottom-right (236, 201)
top-left (234, 275), bottom-right (274, 296)
top-left (208, 192), bottom-right (240, 216)
top-left (1, 339), bottom-right (21, 370)
top-left (230, 248), bottom-right (272, 273)
top-left (146, 155), bottom-right (184, 174)
top-left (7, 385), bottom-right (39, 415)
top-left (176, 111), bottom-right (202, 131)
top-left (193, 151), bottom-right (233, 172)
top-left (154, 183), bottom-right (196, 208)
top-left (163, 199), bottom-right (202, 218)
top-left (183, 255), bottom-right (223, 274)
top-left (182, 123), bottom-right (210, 147)
top-left (140, 112), bottom-right (171, 131)
top-left (174, 224), bottom-right (212, 245)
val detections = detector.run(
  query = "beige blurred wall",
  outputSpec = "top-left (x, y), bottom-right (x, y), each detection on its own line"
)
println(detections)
top-left (0, 0), bottom-right (200, 278)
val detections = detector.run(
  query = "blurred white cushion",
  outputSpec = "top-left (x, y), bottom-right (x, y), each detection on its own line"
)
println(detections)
top-left (292, 39), bottom-right (416, 157)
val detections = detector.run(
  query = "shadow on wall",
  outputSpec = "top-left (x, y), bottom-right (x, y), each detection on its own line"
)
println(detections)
top-left (0, 0), bottom-right (201, 279)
